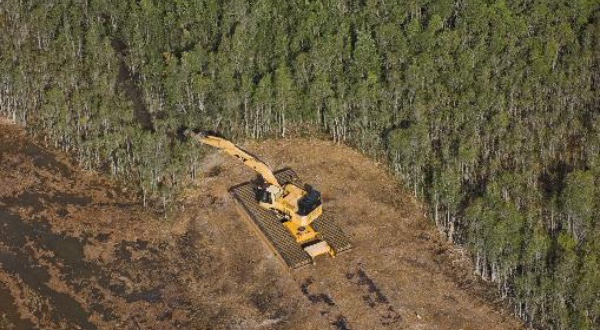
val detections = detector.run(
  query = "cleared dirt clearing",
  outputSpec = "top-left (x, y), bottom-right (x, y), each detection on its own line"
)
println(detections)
top-left (0, 123), bottom-right (524, 329)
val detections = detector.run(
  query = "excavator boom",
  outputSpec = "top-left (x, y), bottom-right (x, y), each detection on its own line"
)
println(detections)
top-left (185, 130), bottom-right (280, 187)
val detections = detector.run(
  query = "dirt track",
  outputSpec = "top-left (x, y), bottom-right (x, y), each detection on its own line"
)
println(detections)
top-left (0, 121), bottom-right (525, 329)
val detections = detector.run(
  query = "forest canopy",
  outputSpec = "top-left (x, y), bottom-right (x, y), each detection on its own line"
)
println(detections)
top-left (1, 0), bottom-right (599, 329)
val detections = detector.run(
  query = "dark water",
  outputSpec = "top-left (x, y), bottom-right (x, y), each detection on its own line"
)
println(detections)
top-left (0, 132), bottom-right (175, 327)
top-left (0, 281), bottom-right (35, 329)
top-left (0, 210), bottom-right (97, 329)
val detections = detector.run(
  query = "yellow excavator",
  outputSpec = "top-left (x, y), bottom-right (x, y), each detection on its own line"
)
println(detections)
top-left (185, 130), bottom-right (351, 268)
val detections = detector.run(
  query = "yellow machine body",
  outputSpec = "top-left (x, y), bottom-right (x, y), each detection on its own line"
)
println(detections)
top-left (259, 182), bottom-right (322, 226)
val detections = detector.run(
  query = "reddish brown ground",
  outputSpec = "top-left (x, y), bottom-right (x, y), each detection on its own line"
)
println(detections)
top-left (0, 121), bottom-right (525, 329)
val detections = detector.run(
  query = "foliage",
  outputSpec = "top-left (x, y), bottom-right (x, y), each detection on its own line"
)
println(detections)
top-left (1, 0), bottom-right (599, 328)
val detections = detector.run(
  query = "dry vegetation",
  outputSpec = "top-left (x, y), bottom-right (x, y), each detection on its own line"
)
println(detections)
top-left (0, 122), bottom-right (524, 329)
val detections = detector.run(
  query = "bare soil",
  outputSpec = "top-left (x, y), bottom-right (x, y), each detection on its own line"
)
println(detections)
top-left (0, 121), bottom-right (525, 329)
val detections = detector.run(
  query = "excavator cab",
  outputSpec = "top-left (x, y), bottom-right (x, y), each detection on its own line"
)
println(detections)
top-left (255, 184), bottom-right (272, 204)
top-left (297, 189), bottom-right (322, 216)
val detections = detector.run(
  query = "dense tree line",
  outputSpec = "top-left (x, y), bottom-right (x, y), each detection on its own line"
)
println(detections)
top-left (1, 0), bottom-right (598, 328)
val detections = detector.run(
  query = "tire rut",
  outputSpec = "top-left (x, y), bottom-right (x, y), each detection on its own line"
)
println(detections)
top-left (345, 268), bottom-right (402, 327)
top-left (299, 276), bottom-right (353, 330)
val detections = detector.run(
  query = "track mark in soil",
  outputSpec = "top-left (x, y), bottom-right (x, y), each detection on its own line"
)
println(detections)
top-left (331, 315), bottom-right (352, 330)
top-left (301, 277), bottom-right (336, 306)
top-left (300, 277), bottom-right (351, 329)
top-left (346, 269), bottom-right (389, 306)
top-left (346, 269), bottom-right (402, 326)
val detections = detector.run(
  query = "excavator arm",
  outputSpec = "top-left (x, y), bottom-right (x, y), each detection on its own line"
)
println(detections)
top-left (185, 130), bottom-right (280, 187)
